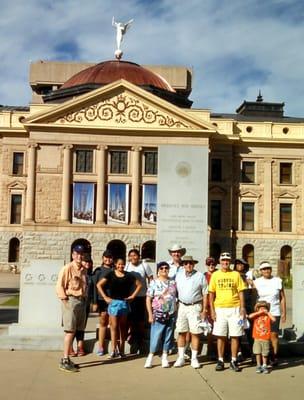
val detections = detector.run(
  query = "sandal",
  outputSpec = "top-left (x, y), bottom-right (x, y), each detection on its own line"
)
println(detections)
top-left (77, 348), bottom-right (86, 357)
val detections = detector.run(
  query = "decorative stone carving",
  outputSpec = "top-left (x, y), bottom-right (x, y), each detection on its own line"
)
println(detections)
top-left (55, 94), bottom-right (190, 128)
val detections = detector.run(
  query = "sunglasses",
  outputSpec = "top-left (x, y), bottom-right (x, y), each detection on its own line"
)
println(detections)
top-left (159, 267), bottom-right (169, 271)
top-left (260, 267), bottom-right (271, 271)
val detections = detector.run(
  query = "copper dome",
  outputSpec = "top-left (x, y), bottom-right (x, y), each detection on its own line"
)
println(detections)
top-left (61, 60), bottom-right (175, 92)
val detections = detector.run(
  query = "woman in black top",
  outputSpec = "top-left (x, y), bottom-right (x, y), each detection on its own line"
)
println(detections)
top-left (97, 258), bottom-right (142, 358)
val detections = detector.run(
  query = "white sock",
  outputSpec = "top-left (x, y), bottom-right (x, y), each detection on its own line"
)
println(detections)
top-left (146, 353), bottom-right (153, 362)
top-left (231, 357), bottom-right (237, 362)
top-left (178, 347), bottom-right (185, 358)
top-left (191, 349), bottom-right (198, 360)
top-left (218, 357), bottom-right (224, 362)
top-left (162, 352), bottom-right (168, 360)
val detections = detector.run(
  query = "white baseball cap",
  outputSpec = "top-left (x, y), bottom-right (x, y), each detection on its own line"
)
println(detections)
top-left (259, 262), bottom-right (271, 270)
top-left (219, 252), bottom-right (231, 261)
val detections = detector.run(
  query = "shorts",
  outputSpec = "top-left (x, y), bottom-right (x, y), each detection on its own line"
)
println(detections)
top-left (212, 307), bottom-right (243, 337)
top-left (108, 299), bottom-right (129, 317)
top-left (97, 299), bottom-right (108, 313)
top-left (62, 296), bottom-right (86, 332)
top-left (253, 339), bottom-right (270, 356)
top-left (128, 297), bottom-right (146, 322)
top-left (271, 316), bottom-right (281, 333)
top-left (175, 303), bottom-right (202, 334)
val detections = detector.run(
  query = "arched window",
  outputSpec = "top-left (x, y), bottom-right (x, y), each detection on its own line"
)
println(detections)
top-left (107, 240), bottom-right (126, 262)
top-left (8, 237), bottom-right (20, 263)
top-left (280, 245), bottom-right (292, 276)
top-left (141, 240), bottom-right (156, 261)
top-left (70, 238), bottom-right (91, 260)
top-left (210, 243), bottom-right (221, 263)
top-left (242, 244), bottom-right (254, 268)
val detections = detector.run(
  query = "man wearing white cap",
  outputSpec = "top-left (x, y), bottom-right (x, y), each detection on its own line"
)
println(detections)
top-left (174, 255), bottom-right (208, 369)
top-left (167, 244), bottom-right (186, 279)
top-left (209, 252), bottom-right (246, 372)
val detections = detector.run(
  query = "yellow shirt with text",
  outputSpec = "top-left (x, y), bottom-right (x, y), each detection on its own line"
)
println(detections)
top-left (208, 270), bottom-right (245, 308)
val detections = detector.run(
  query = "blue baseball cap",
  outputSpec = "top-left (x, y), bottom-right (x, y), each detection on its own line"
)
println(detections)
top-left (72, 244), bottom-right (86, 253)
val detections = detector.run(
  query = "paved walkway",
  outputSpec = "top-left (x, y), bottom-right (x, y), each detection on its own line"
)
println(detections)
top-left (0, 349), bottom-right (303, 400)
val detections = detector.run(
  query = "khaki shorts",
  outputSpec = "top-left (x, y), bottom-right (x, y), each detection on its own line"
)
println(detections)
top-left (212, 307), bottom-right (243, 337)
top-left (176, 303), bottom-right (202, 334)
top-left (253, 339), bottom-right (270, 356)
top-left (62, 296), bottom-right (86, 332)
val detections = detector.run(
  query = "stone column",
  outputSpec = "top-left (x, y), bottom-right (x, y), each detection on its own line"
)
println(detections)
top-left (263, 158), bottom-right (273, 230)
top-left (25, 143), bottom-right (38, 222)
top-left (130, 146), bottom-right (142, 225)
top-left (96, 145), bottom-right (107, 224)
top-left (60, 145), bottom-right (73, 222)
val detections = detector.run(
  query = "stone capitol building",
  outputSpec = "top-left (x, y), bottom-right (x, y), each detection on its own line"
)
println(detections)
top-left (1, 50), bottom-right (304, 273)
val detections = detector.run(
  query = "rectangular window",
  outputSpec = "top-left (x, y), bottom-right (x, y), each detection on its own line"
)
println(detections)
top-left (280, 163), bottom-right (292, 184)
top-left (242, 202), bottom-right (254, 231)
top-left (12, 152), bottom-right (24, 175)
top-left (210, 200), bottom-right (221, 229)
top-left (110, 151), bottom-right (128, 174)
top-left (75, 150), bottom-right (93, 173)
top-left (241, 161), bottom-right (255, 183)
top-left (144, 151), bottom-right (158, 175)
top-left (211, 159), bottom-right (222, 181)
top-left (280, 203), bottom-right (292, 232)
top-left (10, 194), bottom-right (22, 224)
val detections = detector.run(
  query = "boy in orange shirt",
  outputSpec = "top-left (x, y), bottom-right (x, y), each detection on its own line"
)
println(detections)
top-left (248, 301), bottom-right (275, 374)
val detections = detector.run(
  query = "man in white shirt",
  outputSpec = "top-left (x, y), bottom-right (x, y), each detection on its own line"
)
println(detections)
top-left (167, 244), bottom-right (186, 279)
top-left (174, 256), bottom-right (208, 369)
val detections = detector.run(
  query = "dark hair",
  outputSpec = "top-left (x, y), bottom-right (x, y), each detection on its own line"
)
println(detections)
top-left (206, 257), bottom-right (216, 266)
top-left (83, 254), bottom-right (92, 263)
top-left (103, 250), bottom-right (113, 258)
top-left (157, 261), bottom-right (170, 272)
top-left (128, 248), bottom-right (140, 257)
top-left (234, 258), bottom-right (249, 272)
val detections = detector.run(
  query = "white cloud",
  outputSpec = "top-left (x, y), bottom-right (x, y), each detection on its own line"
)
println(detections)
top-left (0, 0), bottom-right (303, 116)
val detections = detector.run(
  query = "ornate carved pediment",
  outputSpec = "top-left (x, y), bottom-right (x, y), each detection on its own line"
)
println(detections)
top-left (239, 190), bottom-right (261, 198)
top-left (51, 93), bottom-right (193, 129)
top-left (277, 191), bottom-right (298, 199)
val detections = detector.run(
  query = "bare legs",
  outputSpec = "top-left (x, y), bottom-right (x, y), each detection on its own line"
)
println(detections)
top-left (109, 315), bottom-right (128, 355)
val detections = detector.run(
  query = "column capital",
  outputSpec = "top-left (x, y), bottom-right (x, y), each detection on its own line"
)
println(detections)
top-left (27, 143), bottom-right (38, 149)
top-left (62, 144), bottom-right (73, 150)
top-left (131, 146), bottom-right (142, 152)
top-left (96, 144), bottom-right (108, 151)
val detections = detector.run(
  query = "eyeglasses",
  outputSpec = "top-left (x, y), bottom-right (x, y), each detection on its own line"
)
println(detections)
top-left (159, 267), bottom-right (169, 271)
top-left (260, 267), bottom-right (271, 271)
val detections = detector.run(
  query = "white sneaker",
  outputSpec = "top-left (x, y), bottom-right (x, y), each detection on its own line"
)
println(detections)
top-left (144, 356), bottom-right (153, 368)
top-left (174, 357), bottom-right (185, 368)
top-left (161, 358), bottom-right (170, 368)
top-left (191, 358), bottom-right (200, 369)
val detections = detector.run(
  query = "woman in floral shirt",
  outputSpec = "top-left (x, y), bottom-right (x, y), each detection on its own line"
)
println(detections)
top-left (144, 261), bottom-right (177, 368)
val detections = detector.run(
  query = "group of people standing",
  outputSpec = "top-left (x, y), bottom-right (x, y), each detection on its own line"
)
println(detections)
top-left (56, 243), bottom-right (286, 374)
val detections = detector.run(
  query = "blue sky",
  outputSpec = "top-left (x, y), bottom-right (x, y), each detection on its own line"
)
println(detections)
top-left (0, 0), bottom-right (303, 116)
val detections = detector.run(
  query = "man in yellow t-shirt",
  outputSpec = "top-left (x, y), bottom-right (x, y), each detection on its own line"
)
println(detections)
top-left (209, 252), bottom-right (246, 372)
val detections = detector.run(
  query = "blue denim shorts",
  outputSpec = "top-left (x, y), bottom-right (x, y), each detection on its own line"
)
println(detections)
top-left (108, 299), bottom-right (129, 317)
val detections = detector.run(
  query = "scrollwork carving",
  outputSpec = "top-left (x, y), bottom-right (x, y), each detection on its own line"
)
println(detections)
top-left (57, 94), bottom-right (190, 128)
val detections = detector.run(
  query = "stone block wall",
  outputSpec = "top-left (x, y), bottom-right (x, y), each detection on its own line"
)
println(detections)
top-left (35, 174), bottom-right (62, 223)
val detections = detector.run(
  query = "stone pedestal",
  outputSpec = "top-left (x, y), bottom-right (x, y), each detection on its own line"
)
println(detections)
top-left (156, 145), bottom-right (208, 270)
top-left (0, 260), bottom-right (64, 350)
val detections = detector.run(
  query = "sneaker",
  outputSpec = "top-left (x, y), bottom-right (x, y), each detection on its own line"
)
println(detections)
top-left (229, 360), bottom-right (241, 372)
top-left (118, 352), bottom-right (126, 359)
top-left (191, 358), bottom-right (200, 369)
top-left (256, 366), bottom-right (263, 374)
top-left (271, 358), bottom-right (279, 367)
top-left (174, 357), bottom-right (185, 368)
top-left (59, 358), bottom-right (78, 373)
top-left (107, 351), bottom-right (118, 359)
top-left (262, 365), bottom-right (270, 374)
top-left (236, 352), bottom-right (244, 363)
top-left (215, 360), bottom-right (224, 371)
top-left (96, 347), bottom-right (104, 356)
top-left (161, 358), bottom-right (170, 368)
top-left (144, 356), bottom-right (153, 368)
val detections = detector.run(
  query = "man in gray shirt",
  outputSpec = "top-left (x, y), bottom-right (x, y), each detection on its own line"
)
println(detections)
top-left (174, 256), bottom-right (208, 369)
